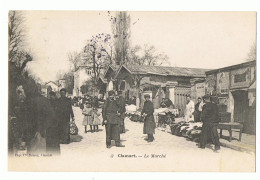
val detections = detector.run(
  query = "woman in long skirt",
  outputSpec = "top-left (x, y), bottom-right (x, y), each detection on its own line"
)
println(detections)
top-left (82, 102), bottom-right (93, 133)
top-left (141, 94), bottom-right (156, 142)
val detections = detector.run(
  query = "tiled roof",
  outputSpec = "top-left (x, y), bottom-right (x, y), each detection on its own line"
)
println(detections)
top-left (121, 64), bottom-right (210, 78)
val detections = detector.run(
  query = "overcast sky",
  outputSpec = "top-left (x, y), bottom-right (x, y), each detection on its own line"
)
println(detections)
top-left (24, 11), bottom-right (256, 82)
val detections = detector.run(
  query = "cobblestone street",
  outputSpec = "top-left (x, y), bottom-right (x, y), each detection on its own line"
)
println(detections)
top-left (57, 107), bottom-right (255, 171)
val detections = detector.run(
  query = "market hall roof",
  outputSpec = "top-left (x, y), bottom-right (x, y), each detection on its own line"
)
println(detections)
top-left (205, 60), bottom-right (256, 75)
top-left (115, 64), bottom-right (210, 78)
top-left (103, 64), bottom-right (120, 79)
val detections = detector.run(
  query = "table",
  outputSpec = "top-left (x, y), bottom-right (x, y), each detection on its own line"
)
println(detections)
top-left (218, 122), bottom-right (243, 142)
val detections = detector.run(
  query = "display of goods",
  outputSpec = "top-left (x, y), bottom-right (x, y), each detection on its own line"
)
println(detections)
top-left (126, 105), bottom-right (137, 112)
top-left (170, 121), bottom-right (203, 139)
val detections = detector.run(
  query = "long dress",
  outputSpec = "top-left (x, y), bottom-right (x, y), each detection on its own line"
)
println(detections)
top-left (92, 110), bottom-right (101, 125)
top-left (142, 100), bottom-right (156, 134)
top-left (82, 107), bottom-right (93, 126)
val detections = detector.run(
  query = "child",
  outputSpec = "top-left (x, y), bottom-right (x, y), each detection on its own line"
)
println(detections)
top-left (92, 107), bottom-right (101, 132)
top-left (82, 102), bottom-right (93, 133)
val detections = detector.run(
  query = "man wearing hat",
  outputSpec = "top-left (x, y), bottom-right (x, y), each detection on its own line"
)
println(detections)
top-left (141, 94), bottom-right (156, 142)
top-left (117, 91), bottom-right (126, 133)
top-left (199, 95), bottom-right (221, 152)
top-left (102, 90), bottom-right (125, 148)
top-left (57, 88), bottom-right (75, 144)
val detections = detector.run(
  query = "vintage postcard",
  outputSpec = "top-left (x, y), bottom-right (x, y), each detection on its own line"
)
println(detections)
top-left (8, 11), bottom-right (256, 172)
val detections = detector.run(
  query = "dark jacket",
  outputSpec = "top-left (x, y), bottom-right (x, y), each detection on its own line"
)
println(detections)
top-left (31, 95), bottom-right (56, 138)
top-left (102, 97), bottom-right (120, 124)
top-left (49, 99), bottom-right (60, 127)
top-left (58, 97), bottom-right (74, 122)
top-left (200, 102), bottom-right (220, 124)
top-left (117, 96), bottom-right (126, 114)
top-left (141, 100), bottom-right (154, 117)
top-left (142, 100), bottom-right (156, 134)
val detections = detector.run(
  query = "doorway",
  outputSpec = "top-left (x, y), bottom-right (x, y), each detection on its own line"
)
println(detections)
top-left (231, 90), bottom-right (250, 133)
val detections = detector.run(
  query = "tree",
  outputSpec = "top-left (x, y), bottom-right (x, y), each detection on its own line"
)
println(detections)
top-left (9, 11), bottom-right (36, 111)
top-left (246, 42), bottom-right (256, 62)
top-left (67, 51), bottom-right (82, 71)
top-left (9, 11), bottom-right (33, 72)
top-left (128, 45), bottom-right (142, 65)
top-left (111, 11), bottom-right (131, 65)
top-left (63, 72), bottom-right (74, 94)
top-left (141, 44), bottom-right (169, 66)
top-left (128, 44), bottom-right (169, 66)
top-left (81, 33), bottom-right (114, 91)
top-left (80, 80), bottom-right (94, 95)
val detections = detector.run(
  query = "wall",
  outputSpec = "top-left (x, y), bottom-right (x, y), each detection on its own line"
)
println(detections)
top-left (73, 67), bottom-right (92, 96)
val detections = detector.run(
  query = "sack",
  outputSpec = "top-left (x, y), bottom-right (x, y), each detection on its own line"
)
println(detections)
top-left (70, 121), bottom-right (78, 135)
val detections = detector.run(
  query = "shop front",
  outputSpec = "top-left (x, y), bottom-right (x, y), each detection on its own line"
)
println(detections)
top-left (205, 60), bottom-right (256, 135)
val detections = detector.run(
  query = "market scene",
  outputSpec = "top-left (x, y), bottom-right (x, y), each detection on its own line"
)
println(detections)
top-left (8, 11), bottom-right (256, 171)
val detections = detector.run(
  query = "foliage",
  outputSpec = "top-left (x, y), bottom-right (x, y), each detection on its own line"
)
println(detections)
top-left (9, 11), bottom-right (38, 112)
top-left (128, 44), bottom-right (169, 66)
top-left (81, 33), bottom-right (114, 89)
top-left (246, 42), bottom-right (256, 62)
top-left (111, 11), bottom-right (131, 65)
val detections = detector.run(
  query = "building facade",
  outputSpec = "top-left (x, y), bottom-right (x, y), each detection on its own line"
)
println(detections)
top-left (101, 64), bottom-right (209, 116)
top-left (204, 60), bottom-right (256, 134)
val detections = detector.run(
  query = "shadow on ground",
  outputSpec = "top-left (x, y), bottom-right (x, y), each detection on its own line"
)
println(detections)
top-left (70, 135), bottom-right (83, 142)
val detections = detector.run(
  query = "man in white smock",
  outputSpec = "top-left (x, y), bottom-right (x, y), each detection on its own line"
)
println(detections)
top-left (185, 95), bottom-right (195, 122)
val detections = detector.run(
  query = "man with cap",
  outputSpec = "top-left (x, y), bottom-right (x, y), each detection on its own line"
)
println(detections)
top-left (117, 91), bottom-right (126, 133)
top-left (102, 90), bottom-right (125, 148)
top-left (141, 94), bottom-right (156, 142)
top-left (199, 95), bottom-right (221, 152)
top-left (57, 88), bottom-right (75, 144)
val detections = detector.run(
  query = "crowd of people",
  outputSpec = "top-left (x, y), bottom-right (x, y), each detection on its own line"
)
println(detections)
top-left (9, 85), bottom-right (75, 156)
top-left (9, 82), bottom-right (221, 154)
top-left (181, 95), bottom-right (221, 151)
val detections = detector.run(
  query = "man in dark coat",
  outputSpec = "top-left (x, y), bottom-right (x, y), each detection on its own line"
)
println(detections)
top-left (102, 90), bottom-right (125, 148)
top-left (141, 94), bottom-right (156, 142)
top-left (199, 95), bottom-right (221, 152)
top-left (117, 91), bottom-right (126, 133)
top-left (46, 91), bottom-right (60, 154)
top-left (58, 88), bottom-right (75, 144)
top-left (28, 84), bottom-right (56, 154)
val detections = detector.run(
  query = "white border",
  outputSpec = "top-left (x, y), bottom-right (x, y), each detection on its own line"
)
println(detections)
top-left (0, 0), bottom-right (259, 179)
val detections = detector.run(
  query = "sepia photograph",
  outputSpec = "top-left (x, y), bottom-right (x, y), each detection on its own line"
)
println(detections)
top-left (7, 10), bottom-right (256, 172)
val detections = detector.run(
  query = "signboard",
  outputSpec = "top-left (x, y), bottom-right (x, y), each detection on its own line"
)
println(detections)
top-left (230, 67), bottom-right (250, 89)
top-left (196, 82), bottom-right (205, 98)
top-left (217, 72), bottom-right (229, 94)
top-left (205, 74), bottom-right (217, 95)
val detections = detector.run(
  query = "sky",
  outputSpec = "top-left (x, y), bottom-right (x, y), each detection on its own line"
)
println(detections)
top-left (23, 11), bottom-right (256, 82)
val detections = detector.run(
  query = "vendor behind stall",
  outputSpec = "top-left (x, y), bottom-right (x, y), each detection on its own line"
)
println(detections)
top-left (160, 98), bottom-right (175, 109)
